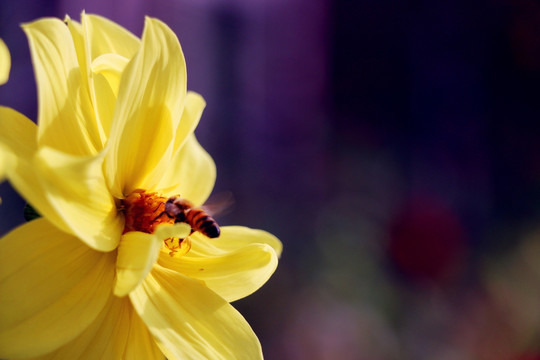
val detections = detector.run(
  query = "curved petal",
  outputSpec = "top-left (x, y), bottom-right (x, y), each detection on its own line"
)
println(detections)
top-left (0, 38), bottom-right (11, 85)
top-left (173, 91), bottom-right (206, 153)
top-left (160, 134), bottom-right (216, 206)
top-left (82, 13), bottom-right (139, 63)
top-left (64, 16), bottom-right (86, 80)
top-left (189, 226), bottom-right (283, 258)
top-left (154, 222), bottom-right (192, 240)
top-left (130, 266), bottom-right (263, 360)
top-left (64, 15), bottom-right (105, 148)
top-left (115, 224), bottom-right (192, 297)
top-left (104, 17), bottom-right (186, 198)
top-left (33, 146), bottom-right (123, 252)
top-left (92, 53), bottom-right (129, 97)
top-left (0, 219), bottom-right (116, 359)
top-left (82, 13), bottom-right (140, 144)
top-left (91, 53), bottom-right (129, 138)
top-left (0, 107), bottom-right (120, 250)
top-left (64, 16), bottom-right (90, 105)
top-left (114, 231), bottom-right (162, 297)
top-left (0, 107), bottom-right (37, 161)
top-left (64, 13), bottom-right (140, 149)
top-left (33, 296), bottom-right (163, 360)
top-left (154, 93), bottom-right (215, 204)
top-left (0, 106), bottom-right (59, 226)
top-left (22, 18), bottom-right (100, 155)
top-left (0, 107), bottom-right (35, 184)
top-left (158, 232), bottom-right (279, 302)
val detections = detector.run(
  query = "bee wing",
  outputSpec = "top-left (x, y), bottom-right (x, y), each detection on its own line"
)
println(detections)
top-left (201, 191), bottom-right (234, 217)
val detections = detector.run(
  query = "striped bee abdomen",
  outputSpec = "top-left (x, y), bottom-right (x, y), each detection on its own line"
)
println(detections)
top-left (185, 208), bottom-right (221, 238)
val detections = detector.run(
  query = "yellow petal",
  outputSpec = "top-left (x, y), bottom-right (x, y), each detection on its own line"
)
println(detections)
top-left (0, 38), bottom-right (11, 85)
top-left (159, 226), bottom-right (280, 302)
top-left (154, 222), bottom-right (192, 240)
top-left (114, 231), bottom-right (162, 297)
top-left (114, 224), bottom-right (191, 297)
top-left (104, 17), bottom-right (186, 198)
top-left (91, 53), bottom-right (129, 97)
top-left (65, 14), bottom-right (107, 149)
top-left (190, 226), bottom-right (283, 258)
top-left (22, 18), bottom-right (100, 156)
top-left (91, 53), bottom-right (129, 138)
top-left (64, 13), bottom-right (139, 149)
top-left (160, 134), bottom-right (216, 206)
top-left (33, 296), bottom-right (163, 360)
top-left (173, 91), bottom-right (206, 152)
top-left (82, 13), bottom-right (139, 63)
top-left (159, 244), bottom-right (277, 303)
top-left (64, 16), bottom-right (89, 100)
top-left (33, 146), bottom-right (123, 252)
top-left (0, 107), bottom-right (112, 247)
top-left (130, 266), bottom-right (263, 360)
top-left (0, 106), bottom-right (59, 226)
top-left (0, 107), bottom-right (29, 180)
top-left (0, 219), bottom-right (116, 358)
top-left (0, 106), bottom-right (37, 166)
top-left (82, 13), bottom-right (140, 144)
top-left (155, 93), bottom-right (215, 204)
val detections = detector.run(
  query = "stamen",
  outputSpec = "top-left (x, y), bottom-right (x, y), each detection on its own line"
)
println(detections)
top-left (164, 237), bottom-right (192, 257)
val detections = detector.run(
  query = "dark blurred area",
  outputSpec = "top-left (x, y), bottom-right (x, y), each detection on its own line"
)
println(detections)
top-left (1, 0), bottom-right (540, 358)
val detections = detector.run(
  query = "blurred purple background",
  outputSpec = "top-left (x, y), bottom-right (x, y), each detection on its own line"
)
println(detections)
top-left (1, 0), bottom-right (540, 358)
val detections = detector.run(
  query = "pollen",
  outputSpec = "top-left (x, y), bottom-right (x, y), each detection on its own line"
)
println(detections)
top-left (121, 189), bottom-right (174, 234)
top-left (164, 237), bottom-right (192, 257)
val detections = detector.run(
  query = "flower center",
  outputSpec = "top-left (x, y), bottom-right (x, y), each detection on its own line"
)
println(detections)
top-left (121, 189), bottom-right (173, 234)
top-left (121, 189), bottom-right (191, 257)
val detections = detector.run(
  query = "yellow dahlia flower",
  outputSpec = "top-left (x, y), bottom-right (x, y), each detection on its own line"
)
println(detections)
top-left (0, 14), bottom-right (281, 359)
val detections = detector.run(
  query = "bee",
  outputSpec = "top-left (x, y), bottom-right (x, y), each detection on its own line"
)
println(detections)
top-left (162, 196), bottom-right (221, 238)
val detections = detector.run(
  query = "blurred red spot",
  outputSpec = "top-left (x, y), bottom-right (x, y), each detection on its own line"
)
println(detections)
top-left (513, 355), bottom-right (540, 360)
top-left (388, 196), bottom-right (467, 284)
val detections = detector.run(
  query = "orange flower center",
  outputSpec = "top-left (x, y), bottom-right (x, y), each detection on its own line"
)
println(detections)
top-left (122, 189), bottom-right (174, 234)
top-left (121, 189), bottom-right (191, 257)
